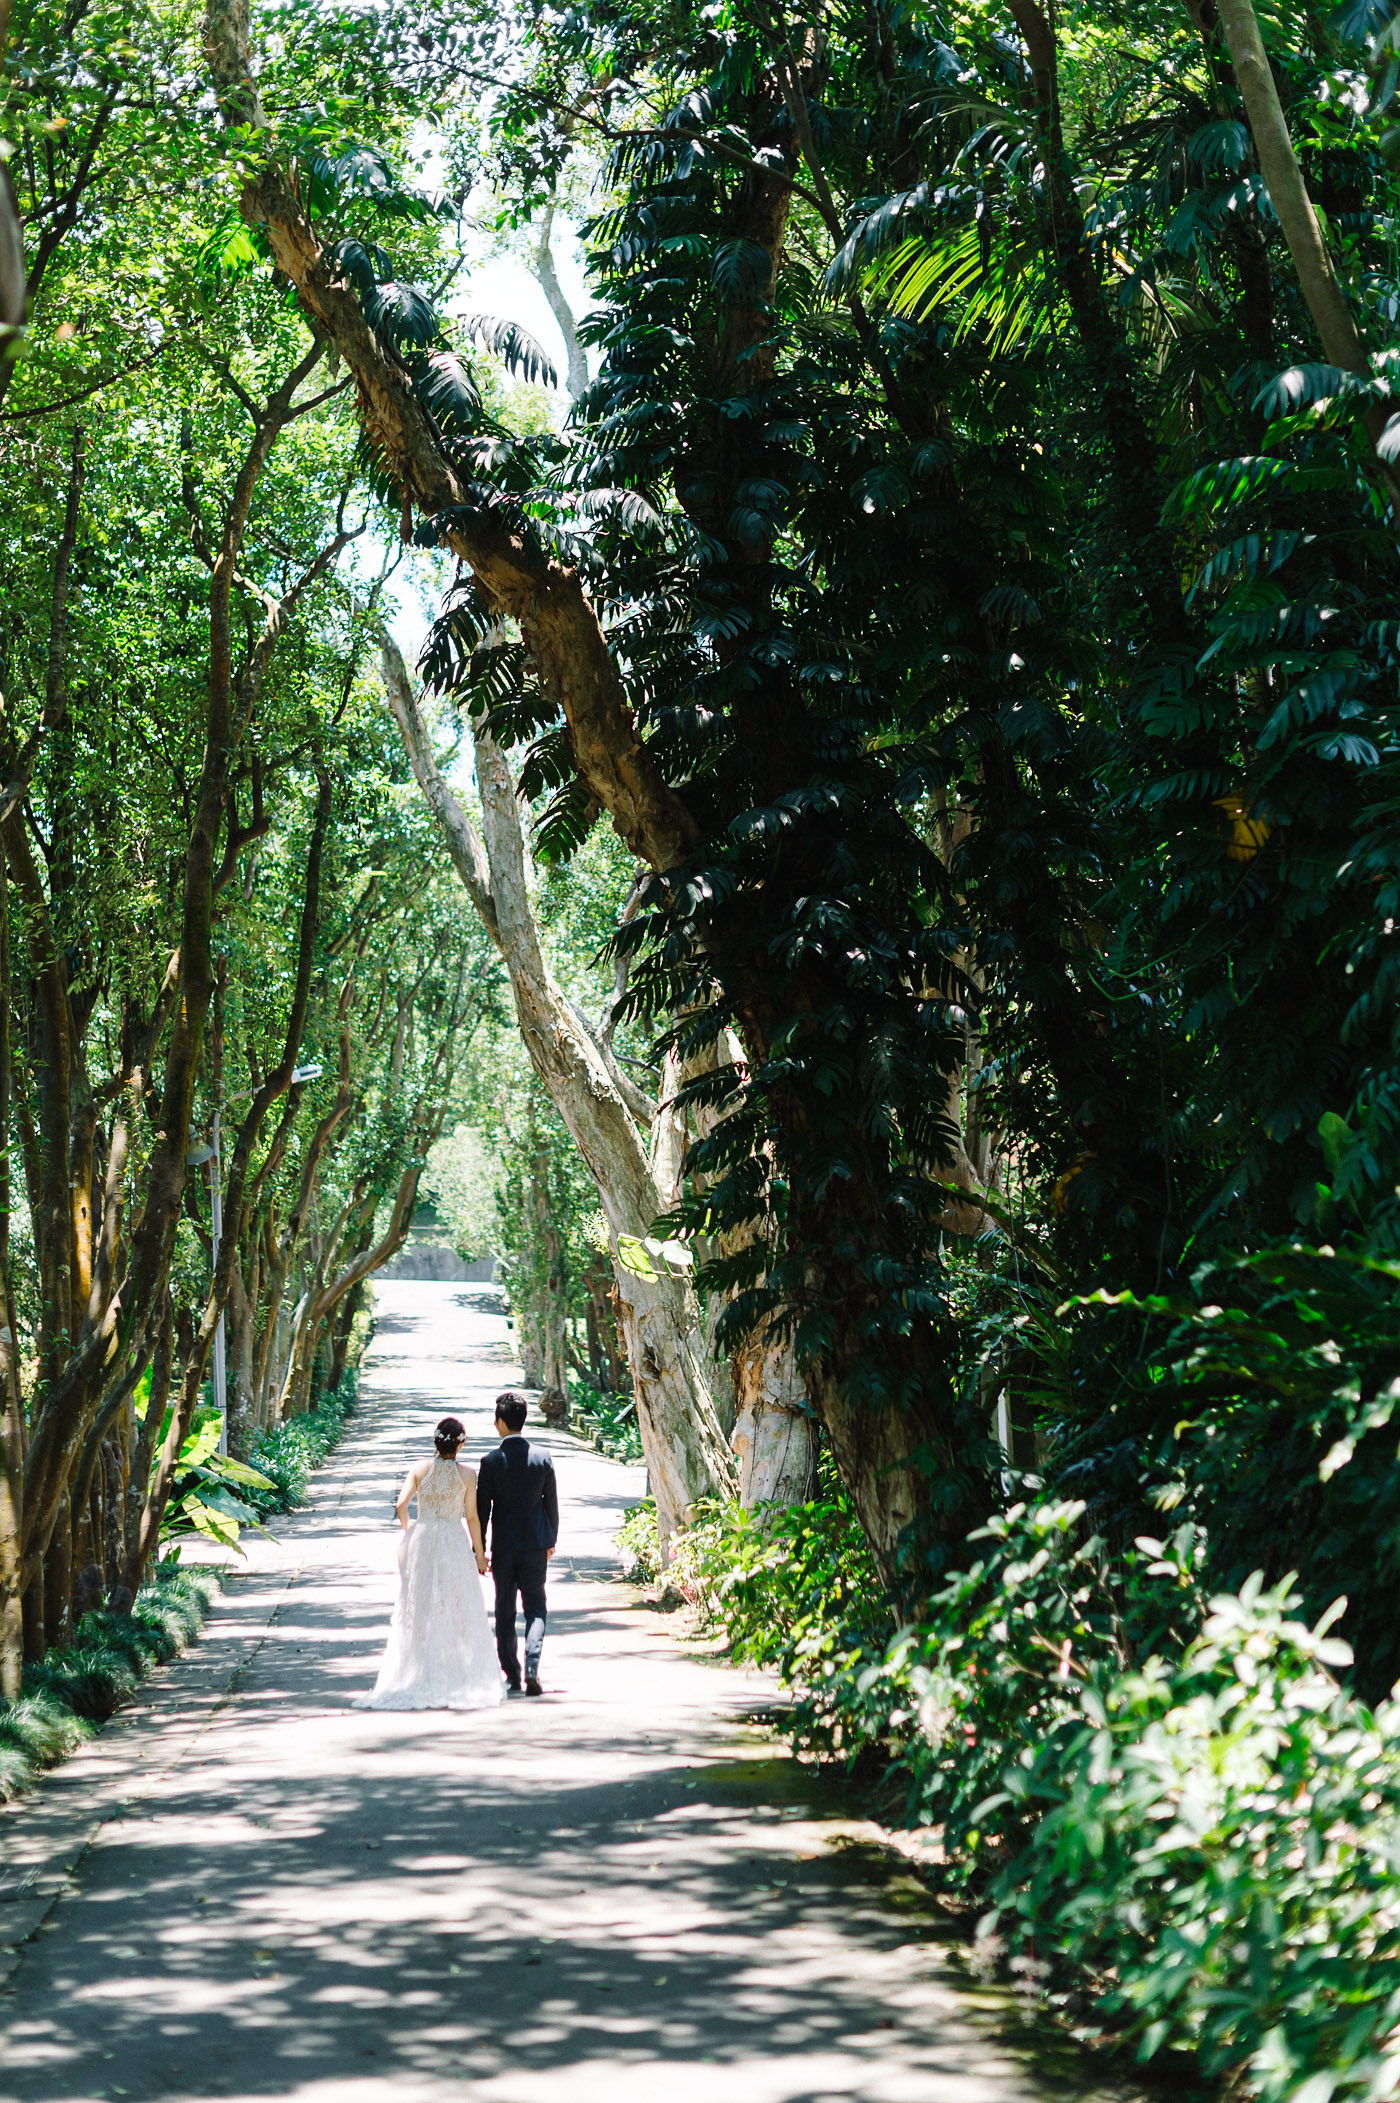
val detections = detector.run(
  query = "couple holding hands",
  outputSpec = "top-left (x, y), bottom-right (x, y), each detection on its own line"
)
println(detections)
top-left (357, 1390), bottom-right (560, 1711)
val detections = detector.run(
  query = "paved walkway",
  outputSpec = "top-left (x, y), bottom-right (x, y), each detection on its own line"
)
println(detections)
top-left (0, 1283), bottom-right (1129, 2103)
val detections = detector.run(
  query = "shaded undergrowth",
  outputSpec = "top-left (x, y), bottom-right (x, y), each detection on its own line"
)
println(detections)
top-left (0, 1567), bottom-right (217, 1804)
top-left (1, 1356), bottom-right (365, 1806)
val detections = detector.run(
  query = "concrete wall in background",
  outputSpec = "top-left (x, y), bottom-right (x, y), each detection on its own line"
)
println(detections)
top-left (380, 1248), bottom-right (498, 1283)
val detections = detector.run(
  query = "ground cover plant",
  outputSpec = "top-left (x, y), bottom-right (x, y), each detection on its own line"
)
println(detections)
top-left (0, 1566), bottom-right (215, 1802)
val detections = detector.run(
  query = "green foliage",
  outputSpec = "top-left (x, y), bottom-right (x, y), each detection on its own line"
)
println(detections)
top-left (681, 1466), bottom-right (890, 1692)
top-left (0, 1693), bottom-right (90, 1805)
top-left (616, 1495), bottom-right (661, 1581)
top-left (0, 1569), bottom-right (216, 1802)
top-left (1046, 1243), bottom-right (1400, 1700)
top-left (693, 1486), bottom-right (1400, 2099)
top-left (994, 1578), bottom-right (1400, 2101)
top-left (568, 1373), bottom-right (642, 1461)
top-left (161, 1414), bottom-right (278, 1555)
top-left (244, 1369), bottom-right (360, 1518)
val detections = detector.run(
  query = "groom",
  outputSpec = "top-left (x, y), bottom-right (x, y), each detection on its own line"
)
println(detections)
top-left (476, 1391), bottom-right (559, 1697)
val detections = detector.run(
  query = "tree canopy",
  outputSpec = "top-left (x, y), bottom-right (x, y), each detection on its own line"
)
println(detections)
top-left (7, 0), bottom-right (1400, 2081)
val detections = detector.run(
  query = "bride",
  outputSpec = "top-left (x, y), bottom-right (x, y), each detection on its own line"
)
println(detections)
top-left (356, 1415), bottom-right (503, 1711)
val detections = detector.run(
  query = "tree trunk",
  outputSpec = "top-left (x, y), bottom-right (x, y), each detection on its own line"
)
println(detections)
top-left (42, 1492), bottom-right (70, 1648)
top-left (327, 1272), bottom-right (365, 1392)
top-left (381, 640), bottom-right (736, 1548)
top-left (1209, 0), bottom-right (1400, 502)
top-left (532, 202), bottom-right (589, 402)
top-left (532, 1134), bottom-right (568, 1415)
top-left (654, 1038), bottom-right (818, 1505)
top-left (517, 1305), bottom-right (543, 1387)
top-left (225, 1241), bottom-right (256, 1453)
top-left (731, 1341), bottom-right (817, 1507)
top-left (0, 865), bottom-right (22, 1696)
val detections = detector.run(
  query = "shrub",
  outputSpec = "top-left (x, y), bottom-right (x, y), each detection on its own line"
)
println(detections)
top-left (0, 1567), bottom-right (217, 1801)
top-left (691, 1485), bottom-right (1400, 2102)
top-left (0, 1692), bottom-right (90, 1801)
top-left (244, 1367), bottom-right (359, 1516)
top-left (568, 1373), bottom-right (644, 1462)
top-left (617, 1497), bottom-right (661, 1581)
top-left (681, 1466), bottom-right (890, 1699)
top-left (994, 1575), bottom-right (1400, 2101)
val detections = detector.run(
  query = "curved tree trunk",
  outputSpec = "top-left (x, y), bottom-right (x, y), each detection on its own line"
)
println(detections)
top-left (532, 202), bottom-right (589, 402)
top-left (381, 640), bottom-right (735, 1547)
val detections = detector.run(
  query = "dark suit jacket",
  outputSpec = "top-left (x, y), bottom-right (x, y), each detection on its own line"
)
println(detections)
top-left (476, 1436), bottom-right (559, 1554)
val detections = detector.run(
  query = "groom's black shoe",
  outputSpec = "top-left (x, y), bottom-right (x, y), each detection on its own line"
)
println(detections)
top-left (525, 1674), bottom-right (543, 1697)
top-left (504, 1672), bottom-right (522, 1694)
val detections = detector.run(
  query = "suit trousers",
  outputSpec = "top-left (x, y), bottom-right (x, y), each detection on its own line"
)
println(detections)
top-left (492, 1547), bottom-right (548, 1682)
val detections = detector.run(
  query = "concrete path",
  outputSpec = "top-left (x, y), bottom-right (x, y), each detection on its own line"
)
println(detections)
top-left (0, 1282), bottom-right (1129, 2103)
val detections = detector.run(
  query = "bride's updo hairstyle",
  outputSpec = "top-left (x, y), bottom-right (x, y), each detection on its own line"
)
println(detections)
top-left (434, 1416), bottom-right (466, 1458)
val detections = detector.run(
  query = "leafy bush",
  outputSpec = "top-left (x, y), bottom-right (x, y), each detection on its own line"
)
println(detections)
top-left (243, 1367), bottom-right (360, 1516)
top-left (0, 1693), bottom-right (90, 1803)
top-left (616, 1497), bottom-right (661, 1581)
top-left (0, 1567), bottom-right (216, 1801)
top-left (681, 1467), bottom-right (890, 1698)
top-left (692, 1487), bottom-right (1400, 2101)
top-left (568, 1373), bottom-right (643, 1462)
top-left (996, 1576), bottom-right (1400, 2102)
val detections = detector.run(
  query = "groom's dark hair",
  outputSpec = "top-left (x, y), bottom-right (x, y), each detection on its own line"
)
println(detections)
top-left (495, 1392), bottom-right (529, 1433)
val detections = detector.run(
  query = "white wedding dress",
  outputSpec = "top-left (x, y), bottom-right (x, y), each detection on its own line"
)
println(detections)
top-left (357, 1457), bottom-right (502, 1710)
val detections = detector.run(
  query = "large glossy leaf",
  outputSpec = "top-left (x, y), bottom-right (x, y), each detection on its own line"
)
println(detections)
top-left (458, 313), bottom-right (558, 389)
top-left (363, 280), bottom-right (439, 352)
top-left (413, 350), bottom-right (482, 434)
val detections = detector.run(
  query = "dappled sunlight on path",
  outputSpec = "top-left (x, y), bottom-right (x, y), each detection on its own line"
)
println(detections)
top-left (0, 1284), bottom-right (1132, 2103)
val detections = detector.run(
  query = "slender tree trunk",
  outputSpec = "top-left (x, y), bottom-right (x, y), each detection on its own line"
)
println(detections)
top-left (327, 1271), bottom-right (366, 1392)
top-left (0, 866), bottom-right (22, 1695)
top-left (42, 1492), bottom-right (70, 1648)
top-left (121, 1301), bottom-right (171, 1597)
top-left (532, 1133), bottom-right (568, 1414)
top-left (532, 202), bottom-right (589, 401)
top-left (1211, 0), bottom-right (1400, 503)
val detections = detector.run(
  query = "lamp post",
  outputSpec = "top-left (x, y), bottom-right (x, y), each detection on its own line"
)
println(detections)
top-left (188, 1061), bottom-right (323, 1458)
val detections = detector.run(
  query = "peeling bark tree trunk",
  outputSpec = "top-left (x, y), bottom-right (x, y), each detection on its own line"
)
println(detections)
top-left (474, 727), bottom-right (735, 1545)
top-left (381, 640), bottom-right (735, 1547)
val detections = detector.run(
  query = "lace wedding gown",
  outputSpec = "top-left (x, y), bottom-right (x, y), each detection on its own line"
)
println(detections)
top-left (357, 1457), bottom-right (502, 1711)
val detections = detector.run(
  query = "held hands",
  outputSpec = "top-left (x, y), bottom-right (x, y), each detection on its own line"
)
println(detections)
top-left (476, 1553), bottom-right (488, 1575)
